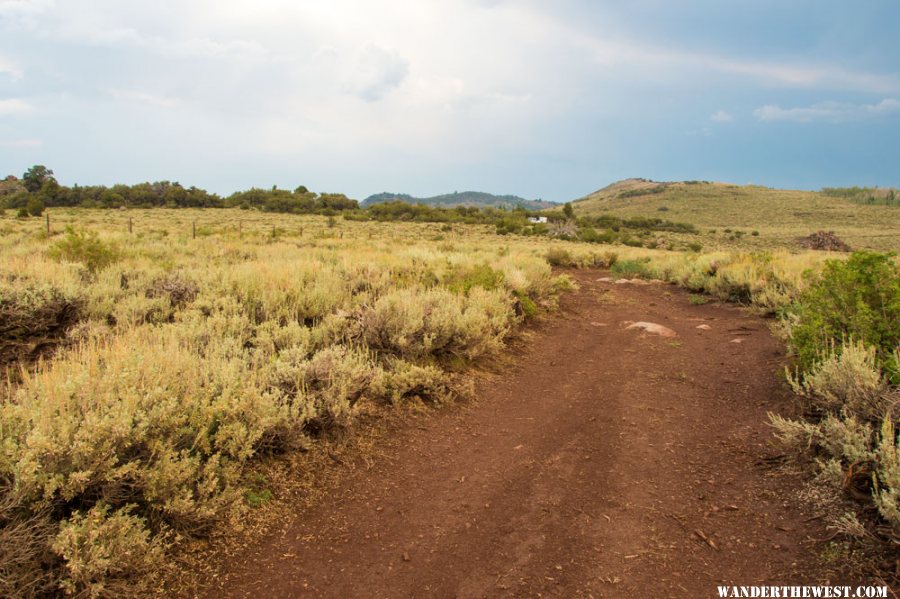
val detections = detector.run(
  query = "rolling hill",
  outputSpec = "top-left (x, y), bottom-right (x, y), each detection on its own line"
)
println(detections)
top-left (362, 191), bottom-right (556, 211)
top-left (568, 179), bottom-right (900, 251)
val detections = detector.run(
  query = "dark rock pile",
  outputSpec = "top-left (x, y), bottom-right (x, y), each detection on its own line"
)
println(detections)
top-left (798, 230), bottom-right (851, 252)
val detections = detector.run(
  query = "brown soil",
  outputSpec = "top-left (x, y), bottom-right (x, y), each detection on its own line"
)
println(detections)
top-left (205, 270), bottom-right (853, 598)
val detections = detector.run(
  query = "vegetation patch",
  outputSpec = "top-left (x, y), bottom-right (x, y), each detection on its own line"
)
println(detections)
top-left (443, 263), bottom-right (505, 295)
top-left (788, 252), bottom-right (900, 373)
top-left (545, 248), bottom-right (574, 267)
top-left (611, 258), bottom-right (653, 279)
top-left (770, 251), bottom-right (900, 550)
top-left (48, 228), bottom-right (120, 273)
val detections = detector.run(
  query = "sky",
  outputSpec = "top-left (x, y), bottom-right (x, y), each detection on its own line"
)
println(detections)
top-left (1, 0), bottom-right (899, 202)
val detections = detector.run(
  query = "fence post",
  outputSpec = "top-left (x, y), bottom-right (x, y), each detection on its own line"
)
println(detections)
top-left (192, 221), bottom-right (196, 239)
top-left (45, 213), bottom-right (50, 235)
top-left (128, 217), bottom-right (133, 234)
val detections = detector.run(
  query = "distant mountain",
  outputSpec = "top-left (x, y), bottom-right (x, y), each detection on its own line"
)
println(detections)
top-left (362, 191), bottom-right (557, 211)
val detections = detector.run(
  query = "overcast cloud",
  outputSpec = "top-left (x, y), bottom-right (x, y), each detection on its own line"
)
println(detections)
top-left (1, 0), bottom-right (899, 200)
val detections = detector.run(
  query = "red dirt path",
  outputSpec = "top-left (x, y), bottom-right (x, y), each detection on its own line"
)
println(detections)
top-left (206, 270), bottom-right (841, 598)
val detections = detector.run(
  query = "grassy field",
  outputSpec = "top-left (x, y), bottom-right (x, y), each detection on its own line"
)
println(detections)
top-left (0, 207), bottom-right (895, 596)
top-left (1, 208), bottom-right (582, 596)
top-left (571, 179), bottom-right (900, 252)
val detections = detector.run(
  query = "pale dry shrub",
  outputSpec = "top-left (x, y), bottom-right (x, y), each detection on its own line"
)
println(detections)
top-left (493, 254), bottom-right (556, 302)
top-left (53, 504), bottom-right (167, 598)
top-left (215, 262), bottom-right (349, 324)
top-left (372, 359), bottom-right (454, 405)
top-left (0, 487), bottom-right (60, 598)
top-left (788, 341), bottom-right (888, 420)
top-left (2, 327), bottom-right (290, 533)
top-left (772, 341), bottom-right (899, 527)
top-left (828, 512), bottom-right (873, 540)
top-left (252, 320), bottom-right (314, 357)
top-left (648, 250), bottom-right (821, 313)
top-left (145, 273), bottom-right (199, 307)
top-left (0, 284), bottom-right (82, 337)
top-left (874, 417), bottom-right (900, 525)
top-left (269, 346), bottom-right (378, 434)
top-left (356, 287), bottom-right (511, 361)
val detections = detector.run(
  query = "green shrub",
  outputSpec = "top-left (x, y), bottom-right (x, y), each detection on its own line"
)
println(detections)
top-left (611, 259), bottom-right (653, 279)
top-left (790, 252), bottom-right (900, 373)
top-left (48, 227), bottom-right (120, 273)
top-left (545, 248), bottom-right (574, 267)
top-left (687, 242), bottom-right (703, 252)
top-left (244, 475), bottom-right (273, 508)
top-left (514, 290), bottom-right (538, 319)
top-left (443, 263), bottom-right (505, 295)
top-left (26, 197), bottom-right (45, 217)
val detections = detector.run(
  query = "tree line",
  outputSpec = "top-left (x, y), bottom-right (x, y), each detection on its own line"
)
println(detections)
top-left (1, 165), bottom-right (699, 248)
top-left (0, 165), bottom-right (359, 216)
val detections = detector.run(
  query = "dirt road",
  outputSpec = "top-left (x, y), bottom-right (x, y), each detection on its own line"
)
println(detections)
top-left (210, 270), bottom-right (832, 598)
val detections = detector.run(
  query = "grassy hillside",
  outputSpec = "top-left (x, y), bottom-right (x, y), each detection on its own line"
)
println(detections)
top-left (363, 191), bottom-right (556, 211)
top-left (571, 179), bottom-right (900, 252)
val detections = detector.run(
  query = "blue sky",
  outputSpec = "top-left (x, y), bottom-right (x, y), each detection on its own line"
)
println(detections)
top-left (1, 0), bottom-right (899, 202)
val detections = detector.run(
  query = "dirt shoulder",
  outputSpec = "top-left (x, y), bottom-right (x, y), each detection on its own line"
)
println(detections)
top-left (201, 270), bottom-right (852, 598)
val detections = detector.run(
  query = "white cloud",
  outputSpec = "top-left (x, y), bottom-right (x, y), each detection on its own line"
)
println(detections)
top-left (711, 110), bottom-right (733, 123)
top-left (754, 98), bottom-right (900, 123)
top-left (0, 56), bottom-right (23, 80)
top-left (347, 45), bottom-right (409, 102)
top-left (107, 88), bottom-right (179, 108)
top-left (573, 33), bottom-right (900, 94)
top-left (0, 98), bottom-right (34, 115)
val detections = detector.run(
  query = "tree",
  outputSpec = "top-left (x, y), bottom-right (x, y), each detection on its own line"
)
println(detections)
top-left (22, 165), bottom-right (56, 193)
top-left (563, 202), bottom-right (574, 219)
